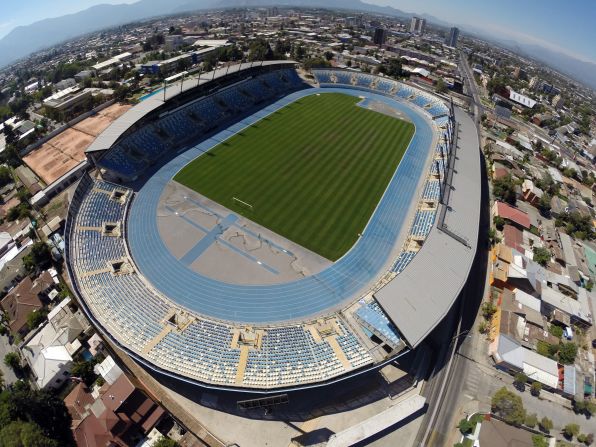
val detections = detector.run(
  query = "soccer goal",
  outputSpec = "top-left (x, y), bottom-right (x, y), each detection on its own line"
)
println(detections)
top-left (232, 197), bottom-right (254, 211)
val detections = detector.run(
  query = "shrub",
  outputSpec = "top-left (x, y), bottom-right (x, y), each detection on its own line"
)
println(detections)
top-left (530, 382), bottom-right (542, 397)
top-left (525, 413), bottom-right (538, 428)
top-left (558, 342), bottom-right (578, 364)
top-left (533, 246), bottom-right (551, 267)
top-left (514, 372), bottom-right (528, 387)
top-left (539, 416), bottom-right (553, 433)
top-left (482, 302), bottom-right (497, 320)
top-left (549, 324), bottom-right (563, 338)
top-left (458, 418), bottom-right (475, 434)
top-left (563, 423), bottom-right (580, 440)
top-left (532, 435), bottom-right (548, 447)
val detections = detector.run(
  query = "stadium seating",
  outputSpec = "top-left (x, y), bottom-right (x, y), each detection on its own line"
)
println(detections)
top-left (397, 85), bottom-right (415, 99)
top-left (411, 95), bottom-right (431, 108)
top-left (375, 79), bottom-right (395, 93)
top-left (98, 147), bottom-right (147, 179)
top-left (391, 250), bottom-right (416, 274)
top-left (410, 210), bottom-right (436, 237)
top-left (355, 301), bottom-right (401, 347)
top-left (354, 73), bottom-right (373, 88)
top-left (67, 176), bottom-right (373, 389)
top-left (334, 71), bottom-right (353, 85)
top-left (422, 180), bottom-right (441, 201)
top-left (314, 70), bottom-right (333, 84)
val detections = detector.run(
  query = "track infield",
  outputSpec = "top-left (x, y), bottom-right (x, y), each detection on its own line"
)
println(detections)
top-left (174, 93), bottom-right (415, 261)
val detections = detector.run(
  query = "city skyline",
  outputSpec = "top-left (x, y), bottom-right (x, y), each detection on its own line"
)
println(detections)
top-left (0, 0), bottom-right (594, 64)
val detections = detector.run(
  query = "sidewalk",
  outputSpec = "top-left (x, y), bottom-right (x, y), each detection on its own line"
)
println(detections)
top-left (0, 334), bottom-right (18, 386)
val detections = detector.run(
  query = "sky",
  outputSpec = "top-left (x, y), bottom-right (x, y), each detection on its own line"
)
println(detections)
top-left (0, 0), bottom-right (594, 63)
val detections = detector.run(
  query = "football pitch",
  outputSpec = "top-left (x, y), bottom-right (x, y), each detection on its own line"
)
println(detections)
top-left (174, 93), bottom-right (415, 261)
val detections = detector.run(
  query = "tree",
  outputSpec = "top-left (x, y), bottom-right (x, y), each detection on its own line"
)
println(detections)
top-left (303, 57), bottom-right (331, 70)
top-left (539, 416), bottom-right (553, 433)
top-left (248, 38), bottom-right (274, 61)
top-left (435, 78), bottom-right (447, 93)
top-left (23, 242), bottom-right (52, 273)
top-left (26, 309), bottom-right (47, 330)
top-left (0, 420), bottom-right (59, 447)
top-left (563, 423), bottom-right (580, 440)
top-left (491, 387), bottom-right (526, 426)
top-left (71, 360), bottom-right (97, 386)
top-left (488, 228), bottom-right (501, 246)
top-left (493, 174), bottom-right (517, 205)
top-left (524, 413), bottom-right (538, 428)
top-left (0, 385), bottom-right (74, 445)
top-left (572, 399), bottom-right (596, 417)
top-left (532, 246), bottom-right (551, 267)
top-left (4, 352), bottom-right (20, 371)
top-left (514, 372), bottom-right (528, 390)
top-left (537, 193), bottom-right (551, 215)
top-left (154, 437), bottom-right (179, 447)
top-left (493, 215), bottom-right (506, 230)
top-left (457, 418), bottom-right (474, 434)
top-left (530, 382), bottom-right (542, 397)
top-left (558, 342), bottom-right (578, 365)
top-left (549, 324), bottom-right (563, 338)
top-left (0, 166), bottom-right (13, 188)
top-left (578, 433), bottom-right (593, 445)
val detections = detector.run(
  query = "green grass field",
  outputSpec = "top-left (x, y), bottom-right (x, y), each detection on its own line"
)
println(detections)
top-left (174, 93), bottom-right (414, 260)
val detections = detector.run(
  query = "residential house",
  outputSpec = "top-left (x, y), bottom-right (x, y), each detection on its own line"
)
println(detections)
top-left (521, 179), bottom-right (544, 206)
top-left (65, 373), bottom-right (165, 447)
top-left (0, 271), bottom-right (54, 335)
top-left (21, 297), bottom-right (85, 389)
top-left (493, 201), bottom-right (531, 231)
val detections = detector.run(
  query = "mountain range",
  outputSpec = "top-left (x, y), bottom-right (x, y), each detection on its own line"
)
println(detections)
top-left (0, 0), bottom-right (594, 90)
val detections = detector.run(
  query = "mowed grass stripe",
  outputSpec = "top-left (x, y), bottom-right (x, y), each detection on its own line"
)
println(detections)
top-left (174, 93), bottom-right (415, 260)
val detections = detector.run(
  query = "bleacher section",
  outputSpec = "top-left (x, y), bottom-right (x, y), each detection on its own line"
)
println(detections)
top-left (410, 210), bottom-right (436, 237)
top-left (67, 175), bottom-right (374, 389)
top-left (311, 70), bottom-right (449, 122)
top-left (355, 301), bottom-right (401, 348)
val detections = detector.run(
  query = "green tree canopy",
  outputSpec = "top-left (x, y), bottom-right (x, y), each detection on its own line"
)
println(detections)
top-left (493, 174), bottom-right (517, 205)
top-left (532, 246), bottom-right (551, 267)
top-left (0, 420), bottom-right (59, 447)
top-left (491, 387), bottom-right (526, 426)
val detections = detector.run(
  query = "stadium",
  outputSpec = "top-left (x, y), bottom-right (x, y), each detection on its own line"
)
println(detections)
top-left (65, 61), bottom-right (481, 393)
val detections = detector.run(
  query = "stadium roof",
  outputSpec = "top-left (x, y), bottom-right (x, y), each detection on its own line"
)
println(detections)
top-left (375, 107), bottom-right (480, 347)
top-left (86, 60), bottom-right (296, 154)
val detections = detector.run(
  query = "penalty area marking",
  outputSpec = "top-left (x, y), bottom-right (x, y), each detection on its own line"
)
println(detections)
top-left (232, 197), bottom-right (254, 211)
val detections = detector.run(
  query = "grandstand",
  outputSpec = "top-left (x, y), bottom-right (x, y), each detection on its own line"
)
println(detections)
top-left (65, 63), bottom-right (479, 392)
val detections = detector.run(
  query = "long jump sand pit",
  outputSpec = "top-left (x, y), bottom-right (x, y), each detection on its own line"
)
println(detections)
top-left (24, 103), bottom-right (131, 185)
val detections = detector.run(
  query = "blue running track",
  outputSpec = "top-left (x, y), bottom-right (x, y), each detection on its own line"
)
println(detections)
top-left (127, 87), bottom-right (434, 323)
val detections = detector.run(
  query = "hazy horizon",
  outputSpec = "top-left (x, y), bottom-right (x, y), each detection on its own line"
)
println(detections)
top-left (0, 0), bottom-right (593, 64)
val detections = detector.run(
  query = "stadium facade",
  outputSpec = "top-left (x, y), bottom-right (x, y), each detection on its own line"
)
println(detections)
top-left (65, 62), bottom-right (480, 392)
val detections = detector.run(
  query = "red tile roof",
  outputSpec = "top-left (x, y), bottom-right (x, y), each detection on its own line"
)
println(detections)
top-left (502, 225), bottom-right (524, 252)
top-left (494, 201), bottom-right (531, 229)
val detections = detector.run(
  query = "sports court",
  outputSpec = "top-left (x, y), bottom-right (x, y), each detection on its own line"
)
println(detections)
top-left (24, 103), bottom-right (131, 185)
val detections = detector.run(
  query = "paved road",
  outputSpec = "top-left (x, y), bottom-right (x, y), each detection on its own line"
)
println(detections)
top-left (413, 50), bottom-right (491, 447)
